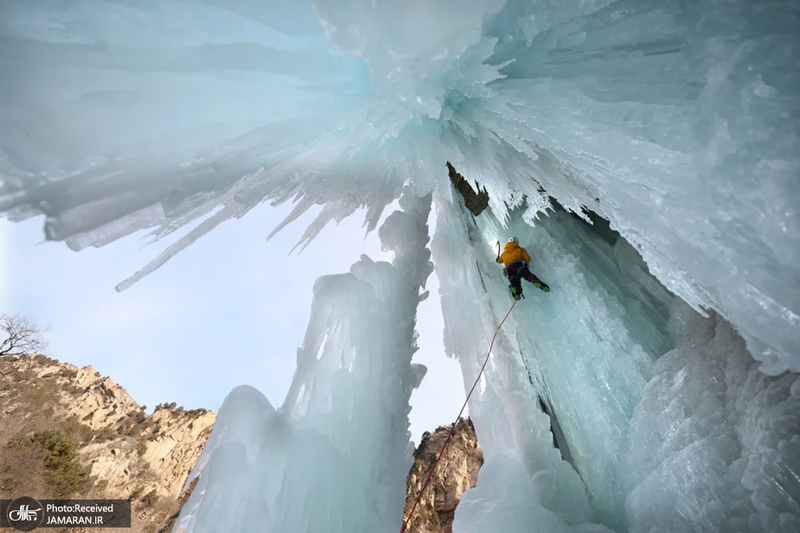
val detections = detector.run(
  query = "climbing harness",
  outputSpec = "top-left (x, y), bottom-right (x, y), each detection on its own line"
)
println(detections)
top-left (401, 299), bottom-right (518, 532)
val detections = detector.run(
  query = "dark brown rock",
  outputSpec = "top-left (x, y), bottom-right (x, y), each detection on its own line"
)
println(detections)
top-left (447, 162), bottom-right (490, 216)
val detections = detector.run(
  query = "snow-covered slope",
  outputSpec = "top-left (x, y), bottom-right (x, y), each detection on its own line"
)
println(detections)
top-left (1, 1), bottom-right (798, 531)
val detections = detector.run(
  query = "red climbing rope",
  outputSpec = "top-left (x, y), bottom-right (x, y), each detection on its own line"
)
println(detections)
top-left (401, 299), bottom-right (518, 533)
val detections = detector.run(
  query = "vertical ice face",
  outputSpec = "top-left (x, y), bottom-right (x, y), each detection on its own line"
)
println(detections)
top-left (625, 303), bottom-right (800, 533)
top-left (174, 190), bottom-right (433, 532)
top-left (491, 209), bottom-right (671, 531)
top-left (431, 197), bottom-right (611, 533)
top-left (433, 198), bottom-right (799, 533)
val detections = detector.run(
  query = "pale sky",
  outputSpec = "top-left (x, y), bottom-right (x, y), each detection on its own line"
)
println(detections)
top-left (1, 201), bottom-right (464, 443)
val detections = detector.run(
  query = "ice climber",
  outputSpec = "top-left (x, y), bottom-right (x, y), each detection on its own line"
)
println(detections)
top-left (496, 237), bottom-right (550, 300)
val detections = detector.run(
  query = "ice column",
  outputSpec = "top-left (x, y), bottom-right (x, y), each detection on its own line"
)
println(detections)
top-left (173, 189), bottom-right (433, 533)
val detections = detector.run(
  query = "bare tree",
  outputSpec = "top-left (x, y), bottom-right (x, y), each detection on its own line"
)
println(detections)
top-left (0, 314), bottom-right (48, 357)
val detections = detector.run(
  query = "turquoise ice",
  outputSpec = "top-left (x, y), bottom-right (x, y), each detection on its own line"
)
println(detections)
top-left (1, 1), bottom-right (798, 531)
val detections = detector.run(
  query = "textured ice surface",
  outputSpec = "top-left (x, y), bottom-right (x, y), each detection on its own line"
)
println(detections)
top-left (432, 196), bottom-right (612, 533)
top-left (1, 0), bottom-right (798, 373)
top-left (174, 190), bottom-right (433, 532)
top-left (625, 304), bottom-right (800, 533)
top-left (435, 198), bottom-right (799, 532)
top-left (2, 1), bottom-right (799, 531)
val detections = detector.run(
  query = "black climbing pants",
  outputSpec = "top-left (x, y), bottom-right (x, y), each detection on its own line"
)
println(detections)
top-left (506, 261), bottom-right (546, 294)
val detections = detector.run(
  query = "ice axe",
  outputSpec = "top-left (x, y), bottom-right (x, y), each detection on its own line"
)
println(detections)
top-left (497, 240), bottom-right (509, 279)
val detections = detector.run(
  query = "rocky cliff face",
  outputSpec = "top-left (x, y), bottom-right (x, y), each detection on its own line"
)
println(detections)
top-left (404, 419), bottom-right (483, 533)
top-left (0, 354), bottom-right (214, 532)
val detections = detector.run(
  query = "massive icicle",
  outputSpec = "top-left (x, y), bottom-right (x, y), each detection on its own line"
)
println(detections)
top-left (1, 0), bottom-right (797, 373)
top-left (174, 190), bottom-right (433, 532)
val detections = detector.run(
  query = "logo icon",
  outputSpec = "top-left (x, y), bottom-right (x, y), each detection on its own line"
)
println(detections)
top-left (7, 497), bottom-right (44, 531)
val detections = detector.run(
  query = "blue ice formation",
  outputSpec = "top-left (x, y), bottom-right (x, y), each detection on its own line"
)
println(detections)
top-left (1, 1), bottom-right (798, 532)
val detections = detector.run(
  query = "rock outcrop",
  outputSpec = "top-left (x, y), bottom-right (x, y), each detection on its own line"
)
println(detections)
top-left (404, 419), bottom-right (483, 533)
top-left (0, 354), bottom-right (214, 532)
top-left (446, 162), bottom-right (490, 217)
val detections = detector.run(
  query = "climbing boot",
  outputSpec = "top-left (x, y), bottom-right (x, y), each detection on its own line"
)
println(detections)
top-left (509, 285), bottom-right (523, 300)
top-left (533, 281), bottom-right (550, 292)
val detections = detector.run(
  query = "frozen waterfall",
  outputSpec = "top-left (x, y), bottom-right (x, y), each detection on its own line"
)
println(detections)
top-left (435, 198), bottom-right (799, 532)
top-left (1, 0), bottom-right (799, 532)
top-left (174, 190), bottom-right (433, 532)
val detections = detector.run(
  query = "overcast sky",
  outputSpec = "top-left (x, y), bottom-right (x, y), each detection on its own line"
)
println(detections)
top-left (0, 201), bottom-right (464, 443)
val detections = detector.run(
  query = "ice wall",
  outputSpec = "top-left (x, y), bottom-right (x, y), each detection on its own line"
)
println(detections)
top-left (2, 1), bottom-right (799, 530)
top-left (431, 196), bottom-right (610, 533)
top-left (173, 190), bottom-right (433, 532)
top-left (432, 196), bottom-right (799, 532)
top-left (625, 304), bottom-right (800, 533)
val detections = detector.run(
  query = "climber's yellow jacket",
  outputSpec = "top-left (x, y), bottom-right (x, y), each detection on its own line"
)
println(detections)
top-left (496, 242), bottom-right (531, 268)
